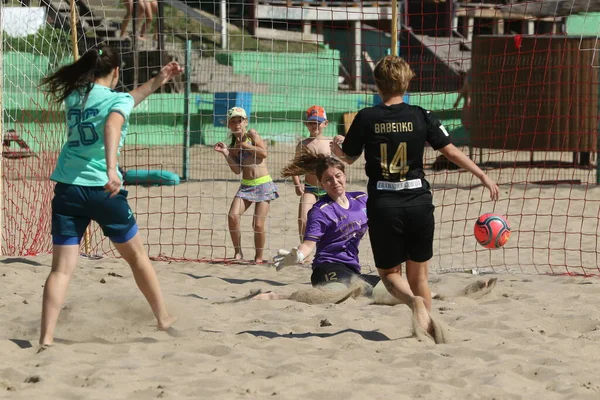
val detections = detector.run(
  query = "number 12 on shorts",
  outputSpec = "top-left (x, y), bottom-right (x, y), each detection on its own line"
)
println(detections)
top-left (380, 142), bottom-right (409, 180)
top-left (67, 108), bottom-right (100, 147)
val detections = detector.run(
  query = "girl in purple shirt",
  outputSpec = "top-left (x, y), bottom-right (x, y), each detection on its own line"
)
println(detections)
top-left (273, 148), bottom-right (380, 289)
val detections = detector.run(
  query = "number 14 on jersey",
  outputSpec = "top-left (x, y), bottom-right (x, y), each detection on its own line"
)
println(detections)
top-left (380, 142), bottom-right (409, 180)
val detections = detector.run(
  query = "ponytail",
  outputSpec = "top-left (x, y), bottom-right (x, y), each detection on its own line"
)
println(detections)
top-left (281, 147), bottom-right (345, 181)
top-left (40, 44), bottom-right (121, 103)
top-left (229, 131), bottom-right (250, 148)
top-left (229, 134), bottom-right (237, 148)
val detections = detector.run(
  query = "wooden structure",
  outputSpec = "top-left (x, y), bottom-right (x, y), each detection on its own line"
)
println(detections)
top-left (254, 0), bottom-right (396, 90)
top-left (254, 0), bottom-right (395, 21)
top-left (455, 2), bottom-right (565, 42)
top-left (396, 1), bottom-right (570, 92)
top-left (470, 35), bottom-right (599, 152)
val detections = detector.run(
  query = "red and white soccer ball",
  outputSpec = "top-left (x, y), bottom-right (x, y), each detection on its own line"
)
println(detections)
top-left (474, 213), bottom-right (511, 249)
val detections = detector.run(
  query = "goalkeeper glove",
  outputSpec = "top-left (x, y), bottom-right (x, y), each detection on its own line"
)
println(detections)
top-left (273, 248), bottom-right (305, 271)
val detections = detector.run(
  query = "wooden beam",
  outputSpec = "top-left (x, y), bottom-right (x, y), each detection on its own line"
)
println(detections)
top-left (256, 5), bottom-right (394, 20)
top-left (455, 7), bottom-right (560, 22)
top-left (254, 27), bottom-right (323, 43)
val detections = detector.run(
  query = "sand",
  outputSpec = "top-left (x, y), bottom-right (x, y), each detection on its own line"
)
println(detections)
top-left (2, 143), bottom-right (600, 398)
top-left (2, 256), bottom-right (600, 399)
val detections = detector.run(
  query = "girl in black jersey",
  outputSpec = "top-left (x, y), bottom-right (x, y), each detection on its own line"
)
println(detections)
top-left (332, 56), bottom-right (499, 341)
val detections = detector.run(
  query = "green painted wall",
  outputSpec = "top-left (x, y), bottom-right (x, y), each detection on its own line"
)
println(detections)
top-left (194, 91), bottom-right (462, 145)
top-left (3, 51), bottom-right (463, 152)
top-left (566, 13), bottom-right (600, 36)
top-left (4, 93), bottom-right (462, 151)
top-left (215, 49), bottom-right (341, 93)
top-left (322, 27), bottom-right (397, 86)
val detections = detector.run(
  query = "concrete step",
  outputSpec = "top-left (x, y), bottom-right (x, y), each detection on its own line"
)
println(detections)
top-left (79, 15), bottom-right (104, 26)
top-left (167, 50), bottom-right (272, 94)
top-left (81, 0), bottom-right (126, 20)
top-left (86, 25), bottom-right (120, 38)
top-left (92, 9), bottom-right (126, 21)
top-left (47, 0), bottom-right (69, 12)
top-left (81, 36), bottom-right (131, 52)
top-left (413, 34), bottom-right (471, 73)
top-left (73, 0), bottom-right (272, 94)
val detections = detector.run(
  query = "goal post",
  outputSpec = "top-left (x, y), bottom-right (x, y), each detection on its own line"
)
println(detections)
top-left (2, 0), bottom-right (600, 275)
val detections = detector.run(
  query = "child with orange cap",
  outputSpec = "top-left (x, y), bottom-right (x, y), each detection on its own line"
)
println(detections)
top-left (290, 106), bottom-right (332, 242)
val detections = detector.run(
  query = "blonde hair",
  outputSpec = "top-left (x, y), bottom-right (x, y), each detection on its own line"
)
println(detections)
top-left (281, 147), bottom-right (345, 181)
top-left (373, 55), bottom-right (415, 97)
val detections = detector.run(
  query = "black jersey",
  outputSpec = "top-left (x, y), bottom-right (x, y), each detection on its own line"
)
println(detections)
top-left (342, 102), bottom-right (451, 206)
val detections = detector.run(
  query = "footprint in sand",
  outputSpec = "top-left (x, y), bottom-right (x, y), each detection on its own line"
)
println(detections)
top-left (218, 279), bottom-right (368, 305)
top-left (423, 278), bottom-right (499, 302)
top-left (455, 278), bottom-right (498, 300)
top-left (369, 278), bottom-right (498, 307)
top-left (222, 278), bottom-right (498, 306)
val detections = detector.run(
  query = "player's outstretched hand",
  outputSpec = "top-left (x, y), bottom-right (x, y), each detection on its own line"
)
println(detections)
top-left (482, 176), bottom-right (500, 201)
top-left (273, 248), bottom-right (305, 271)
top-left (158, 61), bottom-right (184, 85)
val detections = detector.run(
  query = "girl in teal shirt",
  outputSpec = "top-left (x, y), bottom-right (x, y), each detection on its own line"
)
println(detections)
top-left (38, 44), bottom-right (182, 347)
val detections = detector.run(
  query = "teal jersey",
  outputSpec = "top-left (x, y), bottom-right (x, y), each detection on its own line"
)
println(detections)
top-left (50, 84), bottom-right (135, 186)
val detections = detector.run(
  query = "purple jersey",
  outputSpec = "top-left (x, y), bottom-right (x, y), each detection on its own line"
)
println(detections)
top-left (304, 192), bottom-right (368, 272)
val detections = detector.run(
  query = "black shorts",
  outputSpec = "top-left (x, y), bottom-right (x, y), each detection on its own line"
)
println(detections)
top-left (367, 203), bottom-right (435, 269)
top-left (311, 263), bottom-right (381, 288)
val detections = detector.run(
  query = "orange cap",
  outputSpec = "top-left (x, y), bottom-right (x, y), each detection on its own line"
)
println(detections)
top-left (305, 105), bottom-right (327, 123)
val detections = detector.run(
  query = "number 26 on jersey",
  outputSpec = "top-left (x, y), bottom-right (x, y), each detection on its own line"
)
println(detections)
top-left (67, 108), bottom-right (100, 147)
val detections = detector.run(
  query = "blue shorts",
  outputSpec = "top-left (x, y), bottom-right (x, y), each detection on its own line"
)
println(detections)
top-left (51, 182), bottom-right (138, 245)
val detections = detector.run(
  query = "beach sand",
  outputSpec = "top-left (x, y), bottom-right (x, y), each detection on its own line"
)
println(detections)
top-left (2, 144), bottom-right (600, 399)
top-left (2, 256), bottom-right (600, 399)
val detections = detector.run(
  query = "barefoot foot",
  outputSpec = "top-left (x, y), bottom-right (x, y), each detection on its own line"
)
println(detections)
top-left (412, 296), bottom-right (434, 336)
top-left (39, 335), bottom-right (53, 347)
top-left (37, 344), bottom-right (52, 354)
top-left (158, 315), bottom-right (178, 331)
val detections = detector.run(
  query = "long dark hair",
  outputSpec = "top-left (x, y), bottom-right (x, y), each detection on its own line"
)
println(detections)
top-left (40, 44), bottom-right (121, 104)
top-left (281, 147), bottom-right (345, 181)
top-left (229, 133), bottom-right (239, 148)
top-left (229, 131), bottom-right (252, 148)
